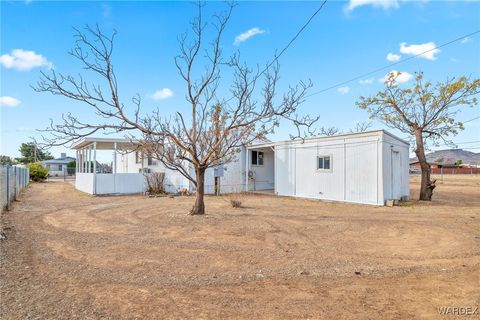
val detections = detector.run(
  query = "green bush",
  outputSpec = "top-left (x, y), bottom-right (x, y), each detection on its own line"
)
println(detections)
top-left (27, 162), bottom-right (49, 182)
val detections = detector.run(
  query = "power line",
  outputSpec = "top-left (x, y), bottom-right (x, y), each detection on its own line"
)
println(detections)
top-left (225, 0), bottom-right (328, 103)
top-left (463, 116), bottom-right (480, 124)
top-left (259, 0), bottom-right (328, 79)
top-left (305, 29), bottom-right (480, 98)
top-left (398, 116), bottom-right (480, 140)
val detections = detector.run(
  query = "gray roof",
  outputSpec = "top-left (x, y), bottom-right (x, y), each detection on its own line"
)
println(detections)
top-left (42, 156), bottom-right (76, 164)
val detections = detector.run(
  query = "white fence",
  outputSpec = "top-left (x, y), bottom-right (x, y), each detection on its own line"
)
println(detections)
top-left (1, 166), bottom-right (30, 211)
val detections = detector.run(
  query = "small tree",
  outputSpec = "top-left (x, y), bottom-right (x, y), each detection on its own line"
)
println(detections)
top-left (0, 155), bottom-right (15, 166)
top-left (16, 142), bottom-right (53, 164)
top-left (67, 160), bottom-right (76, 169)
top-left (357, 72), bottom-right (479, 201)
top-left (27, 162), bottom-right (49, 182)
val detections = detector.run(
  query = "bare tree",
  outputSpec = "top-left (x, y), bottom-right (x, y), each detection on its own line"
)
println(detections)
top-left (317, 126), bottom-right (341, 136)
top-left (316, 121), bottom-right (371, 137)
top-left (349, 121), bottom-right (372, 133)
top-left (357, 71), bottom-right (479, 201)
top-left (33, 3), bottom-right (317, 215)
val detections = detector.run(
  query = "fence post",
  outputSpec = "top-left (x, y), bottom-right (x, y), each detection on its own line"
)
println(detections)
top-left (6, 166), bottom-right (10, 210)
top-left (14, 166), bottom-right (17, 200)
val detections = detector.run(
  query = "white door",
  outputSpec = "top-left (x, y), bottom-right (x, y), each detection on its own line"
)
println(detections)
top-left (391, 150), bottom-right (402, 199)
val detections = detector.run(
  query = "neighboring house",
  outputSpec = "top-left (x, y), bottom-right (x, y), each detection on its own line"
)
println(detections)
top-left (71, 129), bottom-right (410, 205)
top-left (410, 161), bottom-right (480, 174)
top-left (41, 153), bottom-right (76, 176)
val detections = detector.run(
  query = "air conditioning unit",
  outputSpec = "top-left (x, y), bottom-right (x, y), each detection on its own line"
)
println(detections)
top-left (248, 170), bottom-right (255, 179)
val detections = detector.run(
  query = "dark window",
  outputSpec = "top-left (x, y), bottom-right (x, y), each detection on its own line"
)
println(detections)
top-left (317, 156), bottom-right (331, 170)
top-left (251, 151), bottom-right (264, 165)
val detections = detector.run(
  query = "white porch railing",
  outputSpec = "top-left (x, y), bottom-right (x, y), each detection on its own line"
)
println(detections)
top-left (76, 173), bottom-right (146, 195)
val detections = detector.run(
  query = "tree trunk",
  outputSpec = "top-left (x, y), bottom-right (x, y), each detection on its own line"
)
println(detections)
top-left (414, 130), bottom-right (435, 201)
top-left (190, 167), bottom-right (206, 215)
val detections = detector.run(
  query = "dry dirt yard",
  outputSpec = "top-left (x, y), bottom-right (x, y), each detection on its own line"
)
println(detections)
top-left (1, 175), bottom-right (479, 319)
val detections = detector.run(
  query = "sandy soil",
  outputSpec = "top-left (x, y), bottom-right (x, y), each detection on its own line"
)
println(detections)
top-left (1, 175), bottom-right (479, 319)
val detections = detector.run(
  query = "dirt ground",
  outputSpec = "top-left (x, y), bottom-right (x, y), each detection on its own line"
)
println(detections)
top-left (1, 175), bottom-right (479, 319)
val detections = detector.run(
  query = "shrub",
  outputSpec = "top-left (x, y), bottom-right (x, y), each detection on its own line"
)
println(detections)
top-left (27, 162), bottom-right (49, 182)
top-left (145, 172), bottom-right (165, 195)
top-left (230, 199), bottom-right (242, 208)
top-left (225, 186), bottom-right (245, 208)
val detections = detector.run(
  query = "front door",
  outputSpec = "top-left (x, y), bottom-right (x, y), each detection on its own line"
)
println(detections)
top-left (391, 150), bottom-right (402, 199)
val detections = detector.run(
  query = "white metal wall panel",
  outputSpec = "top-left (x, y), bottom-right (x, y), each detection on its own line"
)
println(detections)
top-left (109, 173), bottom-right (146, 194)
top-left (382, 132), bottom-right (410, 201)
top-left (275, 145), bottom-right (295, 196)
top-left (314, 141), bottom-right (346, 201)
top-left (203, 148), bottom-right (246, 194)
top-left (344, 140), bottom-right (379, 204)
top-left (293, 141), bottom-right (345, 201)
top-left (95, 174), bottom-right (116, 194)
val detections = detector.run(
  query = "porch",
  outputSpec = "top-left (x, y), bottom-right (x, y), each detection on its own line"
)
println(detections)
top-left (245, 144), bottom-right (275, 193)
top-left (72, 138), bottom-right (147, 195)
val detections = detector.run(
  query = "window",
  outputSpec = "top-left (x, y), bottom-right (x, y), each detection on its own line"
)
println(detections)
top-left (58, 164), bottom-right (63, 171)
top-left (251, 151), bottom-right (264, 166)
top-left (317, 155), bottom-right (331, 170)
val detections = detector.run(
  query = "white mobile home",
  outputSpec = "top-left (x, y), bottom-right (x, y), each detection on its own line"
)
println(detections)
top-left (71, 130), bottom-right (409, 205)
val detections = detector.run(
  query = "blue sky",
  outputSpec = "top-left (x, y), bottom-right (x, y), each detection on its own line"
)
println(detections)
top-left (1, 0), bottom-right (480, 161)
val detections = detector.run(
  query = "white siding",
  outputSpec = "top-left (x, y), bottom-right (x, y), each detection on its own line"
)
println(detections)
top-left (344, 137), bottom-right (380, 204)
top-left (75, 173), bottom-right (94, 194)
top-left (204, 148), bottom-right (247, 194)
top-left (273, 131), bottom-right (407, 205)
top-left (382, 132), bottom-right (410, 201)
top-left (275, 144), bottom-right (295, 196)
top-left (275, 135), bottom-right (381, 204)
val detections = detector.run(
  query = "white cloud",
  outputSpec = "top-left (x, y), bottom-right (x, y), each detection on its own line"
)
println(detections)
top-left (359, 78), bottom-right (374, 85)
top-left (338, 86), bottom-right (350, 94)
top-left (344, 0), bottom-right (399, 13)
top-left (0, 96), bottom-right (21, 108)
top-left (386, 53), bottom-right (401, 62)
top-left (234, 27), bottom-right (266, 46)
top-left (461, 36), bottom-right (472, 44)
top-left (0, 49), bottom-right (52, 71)
top-left (399, 42), bottom-right (439, 60)
top-left (102, 4), bottom-right (112, 19)
top-left (380, 70), bottom-right (413, 84)
top-left (150, 88), bottom-right (173, 100)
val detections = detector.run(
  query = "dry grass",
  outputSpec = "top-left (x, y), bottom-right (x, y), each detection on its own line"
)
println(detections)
top-left (1, 175), bottom-right (479, 319)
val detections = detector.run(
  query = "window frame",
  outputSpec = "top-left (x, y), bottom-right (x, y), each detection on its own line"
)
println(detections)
top-left (251, 150), bottom-right (264, 166)
top-left (316, 155), bottom-right (332, 172)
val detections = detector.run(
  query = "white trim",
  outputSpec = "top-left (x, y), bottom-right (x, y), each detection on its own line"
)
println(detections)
top-left (316, 154), bottom-right (333, 172)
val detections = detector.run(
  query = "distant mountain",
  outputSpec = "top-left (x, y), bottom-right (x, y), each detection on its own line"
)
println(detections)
top-left (410, 149), bottom-right (480, 165)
